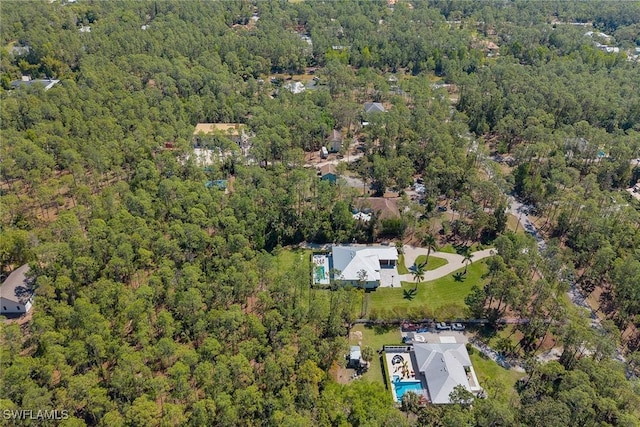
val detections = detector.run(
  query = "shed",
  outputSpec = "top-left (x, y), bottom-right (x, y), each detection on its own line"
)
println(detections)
top-left (349, 346), bottom-right (362, 368)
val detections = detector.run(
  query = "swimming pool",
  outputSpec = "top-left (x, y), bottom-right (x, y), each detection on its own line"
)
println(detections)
top-left (394, 380), bottom-right (424, 402)
top-left (314, 266), bottom-right (326, 282)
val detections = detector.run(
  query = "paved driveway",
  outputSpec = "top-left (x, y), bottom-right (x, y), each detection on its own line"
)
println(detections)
top-left (396, 245), bottom-right (496, 283)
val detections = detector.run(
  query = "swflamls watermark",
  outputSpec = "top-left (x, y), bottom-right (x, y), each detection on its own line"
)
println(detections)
top-left (1, 409), bottom-right (69, 421)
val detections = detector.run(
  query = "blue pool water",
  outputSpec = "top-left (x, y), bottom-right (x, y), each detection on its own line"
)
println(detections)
top-left (394, 380), bottom-right (424, 401)
top-left (315, 266), bottom-right (325, 282)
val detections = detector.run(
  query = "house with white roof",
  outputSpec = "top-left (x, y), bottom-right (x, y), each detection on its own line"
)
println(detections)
top-left (1, 264), bottom-right (34, 315)
top-left (331, 245), bottom-right (398, 289)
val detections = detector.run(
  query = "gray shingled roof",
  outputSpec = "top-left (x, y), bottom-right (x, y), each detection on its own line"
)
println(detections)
top-left (364, 102), bottom-right (386, 113)
top-left (413, 343), bottom-right (473, 404)
top-left (1, 264), bottom-right (33, 305)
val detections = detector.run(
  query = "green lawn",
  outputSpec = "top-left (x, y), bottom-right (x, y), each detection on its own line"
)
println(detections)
top-left (469, 350), bottom-right (525, 403)
top-left (274, 248), bottom-right (312, 272)
top-left (397, 254), bottom-right (410, 274)
top-left (414, 254), bottom-right (448, 271)
top-left (349, 324), bottom-right (402, 383)
top-left (368, 261), bottom-right (488, 320)
top-left (399, 254), bottom-right (448, 273)
top-left (438, 244), bottom-right (457, 254)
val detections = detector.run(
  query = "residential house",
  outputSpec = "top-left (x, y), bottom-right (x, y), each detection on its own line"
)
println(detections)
top-left (1, 264), bottom-right (34, 315)
top-left (193, 123), bottom-right (251, 157)
top-left (10, 76), bottom-right (59, 91)
top-left (354, 197), bottom-right (401, 220)
top-left (384, 342), bottom-right (482, 404)
top-left (331, 245), bottom-right (398, 289)
top-left (327, 129), bottom-right (344, 153)
top-left (413, 343), bottom-right (482, 404)
top-left (193, 123), bottom-right (248, 145)
top-left (364, 102), bottom-right (386, 114)
top-left (319, 164), bottom-right (337, 184)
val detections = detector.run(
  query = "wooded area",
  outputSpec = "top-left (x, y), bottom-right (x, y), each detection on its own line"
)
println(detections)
top-left (1, 0), bottom-right (639, 425)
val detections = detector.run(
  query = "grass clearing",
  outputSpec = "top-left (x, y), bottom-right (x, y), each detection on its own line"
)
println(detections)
top-left (469, 350), bottom-right (525, 403)
top-left (368, 261), bottom-right (488, 320)
top-left (439, 243), bottom-right (457, 254)
top-left (414, 254), bottom-right (448, 271)
top-left (274, 248), bottom-right (311, 272)
top-left (506, 214), bottom-right (526, 234)
top-left (349, 324), bottom-right (402, 383)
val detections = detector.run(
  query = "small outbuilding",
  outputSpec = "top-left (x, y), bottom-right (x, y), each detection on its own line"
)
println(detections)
top-left (349, 346), bottom-right (362, 368)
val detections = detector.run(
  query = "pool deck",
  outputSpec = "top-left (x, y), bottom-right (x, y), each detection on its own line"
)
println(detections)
top-left (312, 254), bottom-right (330, 285)
top-left (384, 350), bottom-right (428, 403)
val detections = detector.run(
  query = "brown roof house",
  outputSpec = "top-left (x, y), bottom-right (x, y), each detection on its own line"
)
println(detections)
top-left (354, 197), bottom-right (401, 220)
top-left (1, 264), bottom-right (34, 316)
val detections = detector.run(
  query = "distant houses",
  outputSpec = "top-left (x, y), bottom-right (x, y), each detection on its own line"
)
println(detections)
top-left (1, 264), bottom-right (34, 316)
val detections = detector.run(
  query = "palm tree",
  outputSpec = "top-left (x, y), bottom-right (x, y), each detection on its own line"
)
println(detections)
top-left (412, 262), bottom-right (425, 290)
top-left (421, 233), bottom-right (438, 269)
top-left (462, 252), bottom-right (473, 275)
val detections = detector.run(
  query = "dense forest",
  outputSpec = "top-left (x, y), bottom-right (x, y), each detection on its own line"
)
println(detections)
top-left (1, 1), bottom-right (639, 426)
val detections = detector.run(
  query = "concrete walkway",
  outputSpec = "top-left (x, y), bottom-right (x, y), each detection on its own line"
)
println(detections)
top-left (388, 245), bottom-right (495, 286)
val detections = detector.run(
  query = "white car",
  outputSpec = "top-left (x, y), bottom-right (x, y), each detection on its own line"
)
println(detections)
top-left (436, 322), bottom-right (450, 330)
top-left (413, 335), bottom-right (426, 342)
top-left (452, 323), bottom-right (465, 331)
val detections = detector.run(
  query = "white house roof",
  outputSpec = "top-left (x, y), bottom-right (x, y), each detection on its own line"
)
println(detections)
top-left (332, 245), bottom-right (398, 282)
top-left (413, 343), bottom-right (473, 404)
top-left (1, 264), bottom-right (33, 305)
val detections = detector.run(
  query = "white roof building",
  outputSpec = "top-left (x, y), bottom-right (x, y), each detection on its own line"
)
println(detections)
top-left (331, 245), bottom-right (398, 285)
top-left (413, 343), bottom-right (482, 404)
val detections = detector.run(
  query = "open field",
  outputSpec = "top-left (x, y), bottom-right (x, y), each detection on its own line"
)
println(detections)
top-left (368, 261), bottom-right (488, 320)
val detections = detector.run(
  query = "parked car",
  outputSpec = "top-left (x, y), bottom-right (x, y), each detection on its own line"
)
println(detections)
top-left (437, 206), bottom-right (448, 212)
top-left (452, 323), bottom-right (465, 331)
top-left (436, 322), bottom-right (450, 330)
